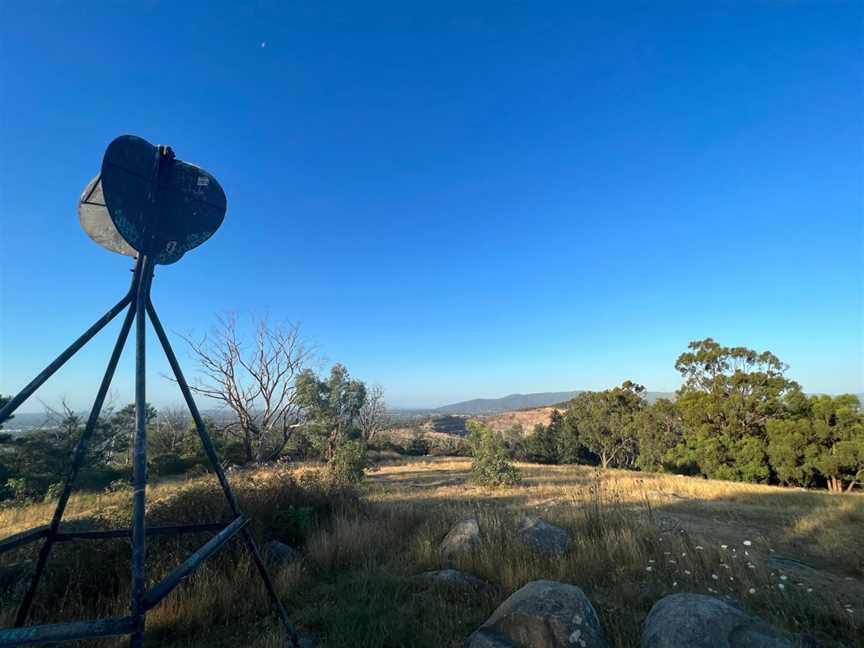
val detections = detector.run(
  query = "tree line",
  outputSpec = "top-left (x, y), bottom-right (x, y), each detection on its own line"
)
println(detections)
top-left (2, 333), bottom-right (860, 501)
top-left (0, 315), bottom-right (387, 503)
top-left (511, 338), bottom-right (863, 492)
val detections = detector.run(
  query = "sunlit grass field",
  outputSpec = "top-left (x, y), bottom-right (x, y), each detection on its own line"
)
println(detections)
top-left (1, 457), bottom-right (862, 647)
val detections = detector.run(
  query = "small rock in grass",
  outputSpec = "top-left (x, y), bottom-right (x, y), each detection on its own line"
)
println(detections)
top-left (516, 516), bottom-right (571, 557)
top-left (440, 517), bottom-right (481, 558)
top-left (266, 540), bottom-right (300, 567)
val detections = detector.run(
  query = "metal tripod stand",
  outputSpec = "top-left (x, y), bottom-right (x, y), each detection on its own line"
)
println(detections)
top-left (0, 255), bottom-right (298, 647)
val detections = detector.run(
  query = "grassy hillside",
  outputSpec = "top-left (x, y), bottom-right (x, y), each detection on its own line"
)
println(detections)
top-left (1, 459), bottom-right (862, 647)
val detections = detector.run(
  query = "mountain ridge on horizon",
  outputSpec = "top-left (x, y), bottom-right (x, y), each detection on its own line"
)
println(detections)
top-left (431, 390), bottom-right (677, 415)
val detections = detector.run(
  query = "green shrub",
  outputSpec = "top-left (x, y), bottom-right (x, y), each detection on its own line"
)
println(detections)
top-left (327, 440), bottom-right (371, 486)
top-left (6, 476), bottom-right (35, 503)
top-left (467, 421), bottom-right (521, 487)
top-left (77, 463), bottom-right (132, 492)
top-left (150, 452), bottom-right (190, 477)
top-left (405, 436), bottom-right (430, 456)
top-left (43, 482), bottom-right (64, 502)
top-left (219, 439), bottom-right (251, 466)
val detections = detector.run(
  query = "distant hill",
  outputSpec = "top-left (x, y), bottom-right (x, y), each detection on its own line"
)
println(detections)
top-left (434, 390), bottom-right (677, 415)
top-left (434, 392), bottom-right (580, 415)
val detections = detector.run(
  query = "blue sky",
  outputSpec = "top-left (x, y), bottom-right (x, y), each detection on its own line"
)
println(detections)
top-left (0, 1), bottom-right (861, 412)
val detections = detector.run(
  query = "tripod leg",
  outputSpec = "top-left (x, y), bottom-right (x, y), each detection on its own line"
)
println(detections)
top-left (146, 300), bottom-right (299, 647)
top-left (130, 258), bottom-right (154, 648)
top-left (0, 257), bottom-right (143, 425)
top-left (14, 296), bottom-right (139, 627)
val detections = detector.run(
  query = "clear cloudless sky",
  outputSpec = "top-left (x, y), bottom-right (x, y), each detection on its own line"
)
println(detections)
top-left (0, 1), bottom-right (862, 413)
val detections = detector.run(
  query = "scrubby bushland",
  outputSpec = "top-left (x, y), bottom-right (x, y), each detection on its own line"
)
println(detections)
top-left (0, 357), bottom-right (381, 504)
top-left (0, 403), bottom-right (237, 504)
top-left (368, 431), bottom-right (470, 458)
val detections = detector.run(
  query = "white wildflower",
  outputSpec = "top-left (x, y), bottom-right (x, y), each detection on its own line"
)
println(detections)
top-left (778, 584), bottom-right (785, 590)
top-left (711, 574), bottom-right (719, 580)
top-left (743, 540), bottom-right (752, 546)
top-left (684, 570), bottom-right (691, 575)
top-left (721, 544), bottom-right (728, 549)
top-left (645, 566), bottom-right (653, 572)
top-left (780, 575), bottom-right (787, 581)
top-left (748, 588), bottom-right (756, 594)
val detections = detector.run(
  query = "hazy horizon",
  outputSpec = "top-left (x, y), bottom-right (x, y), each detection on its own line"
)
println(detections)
top-left (5, 380), bottom-right (862, 417)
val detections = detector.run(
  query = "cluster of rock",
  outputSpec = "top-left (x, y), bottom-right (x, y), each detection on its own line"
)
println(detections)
top-left (439, 515), bottom-right (571, 559)
top-left (465, 584), bottom-right (805, 648)
top-left (176, 520), bottom-right (827, 648)
top-left (431, 517), bottom-right (807, 648)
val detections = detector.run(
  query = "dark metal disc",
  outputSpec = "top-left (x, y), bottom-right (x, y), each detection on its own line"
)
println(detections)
top-left (99, 135), bottom-right (227, 265)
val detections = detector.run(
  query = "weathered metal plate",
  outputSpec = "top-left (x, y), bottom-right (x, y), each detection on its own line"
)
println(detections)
top-left (99, 135), bottom-right (227, 265)
top-left (78, 175), bottom-right (138, 258)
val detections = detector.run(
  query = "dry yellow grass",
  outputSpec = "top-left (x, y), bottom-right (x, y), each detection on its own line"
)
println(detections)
top-left (1, 457), bottom-right (862, 647)
top-left (367, 458), bottom-right (864, 575)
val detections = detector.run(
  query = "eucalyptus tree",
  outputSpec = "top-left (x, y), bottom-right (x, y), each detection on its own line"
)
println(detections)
top-left (671, 338), bottom-right (803, 482)
top-left (296, 364), bottom-right (366, 460)
top-left (565, 381), bottom-right (646, 469)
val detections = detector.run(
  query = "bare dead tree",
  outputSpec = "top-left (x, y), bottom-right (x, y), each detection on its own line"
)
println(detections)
top-left (39, 398), bottom-right (120, 463)
top-left (152, 407), bottom-right (192, 454)
top-left (357, 384), bottom-right (388, 443)
top-left (181, 314), bottom-right (313, 464)
top-left (40, 399), bottom-right (82, 444)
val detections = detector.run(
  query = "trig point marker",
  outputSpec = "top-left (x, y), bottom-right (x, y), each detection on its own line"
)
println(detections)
top-left (0, 135), bottom-right (298, 648)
